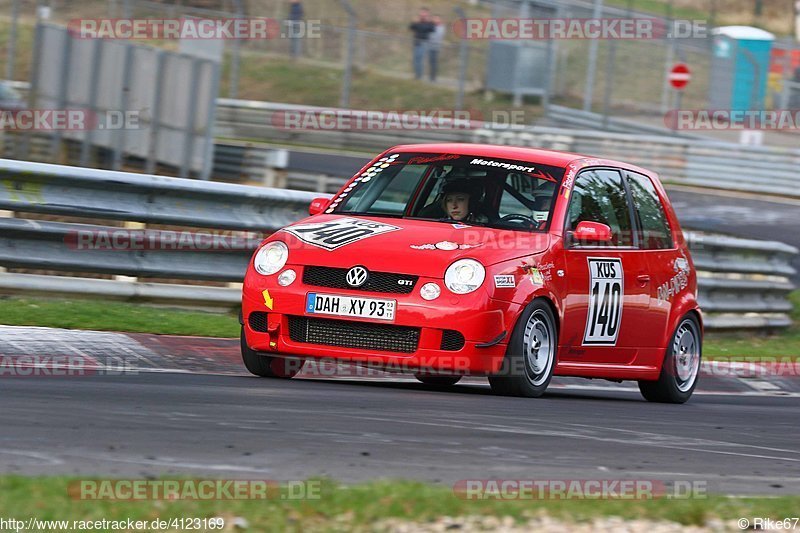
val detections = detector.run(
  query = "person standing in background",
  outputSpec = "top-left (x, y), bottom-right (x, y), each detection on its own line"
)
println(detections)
top-left (409, 8), bottom-right (435, 80)
top-left (288, 0), bottom-right (304, 59)
top-left (428, 15), bottom-right (445, 82)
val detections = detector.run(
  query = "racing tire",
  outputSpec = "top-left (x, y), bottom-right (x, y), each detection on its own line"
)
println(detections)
top-left (488, 299), bottom-right (557, 398)
top-left (638, 315), bottom-right (701, 404)
top-left (414, 374), bottom-right (462, 386)
top-left (240, 328), bottom-right (304, 379)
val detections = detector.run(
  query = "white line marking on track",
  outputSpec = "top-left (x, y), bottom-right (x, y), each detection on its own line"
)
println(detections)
top-left (345, 415), bottom-right (800, 464)
top-left (0, 450), bottom-right (65, 466)
top-left (59, 453), bottom-right (275, 474)
top-left (48, 366), bottom-right (794, 397)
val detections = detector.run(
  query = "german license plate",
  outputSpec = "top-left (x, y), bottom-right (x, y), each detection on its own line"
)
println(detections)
top-left (305, 293), bottom-right (396, 321)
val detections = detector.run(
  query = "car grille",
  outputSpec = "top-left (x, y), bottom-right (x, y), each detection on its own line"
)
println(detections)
top-left (440, 330), bottom-right (466, 351)
top-left (288, 316), bottom-right (420, 353)
top-left (303, 266), bottom-right (418, 294)
top-left (248, 312), bottom-right (268, 332)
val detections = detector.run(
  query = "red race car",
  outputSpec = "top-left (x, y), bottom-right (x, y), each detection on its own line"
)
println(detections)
top-left (241, 144), bottom-right (702, 403)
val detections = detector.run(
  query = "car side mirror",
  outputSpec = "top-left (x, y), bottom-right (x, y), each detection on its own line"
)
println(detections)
top-left (570, 221), bottom-right (612, 245)
top-left (308, 197), bottom-right (330, 216)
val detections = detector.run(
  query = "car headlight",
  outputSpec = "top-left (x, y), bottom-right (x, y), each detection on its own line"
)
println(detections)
top-left (444, 259), bottom-right (485, 294)
top-left (254, 241), bottom-right (288, 275)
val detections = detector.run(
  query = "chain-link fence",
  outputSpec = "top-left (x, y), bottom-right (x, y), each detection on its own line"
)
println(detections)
top-left (1, 0), bottom-right (799, 132)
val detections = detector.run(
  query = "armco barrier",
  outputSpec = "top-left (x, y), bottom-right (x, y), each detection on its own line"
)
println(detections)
top-left (215, 98), bottom-right (800, 198)
top-left (0, 159), bottom-right (795, 329)
top-left (4, 87), bottom-right (798, 197)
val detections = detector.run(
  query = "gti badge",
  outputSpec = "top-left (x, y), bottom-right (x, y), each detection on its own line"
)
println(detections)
top-left (346, 266), bottom-right (369, 288)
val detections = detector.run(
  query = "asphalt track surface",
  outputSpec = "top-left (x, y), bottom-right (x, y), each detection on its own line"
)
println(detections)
top-left (1, 327), bottom-right (799, 496)
top-left (2, 173), bottom-right (799, 497)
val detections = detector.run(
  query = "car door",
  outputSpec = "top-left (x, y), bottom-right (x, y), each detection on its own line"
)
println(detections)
top-left (625, 170), bottom-right (679, 354)
top-left (559, 168), bottom-right (651, 365)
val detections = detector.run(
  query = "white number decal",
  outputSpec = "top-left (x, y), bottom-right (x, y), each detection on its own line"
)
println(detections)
top-left (282, 217), bottom-right (400, 250)
top-left (583, 258), bottom-right (624, 346)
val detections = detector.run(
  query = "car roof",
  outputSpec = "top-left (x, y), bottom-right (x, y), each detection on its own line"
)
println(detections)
top-left (389, 143), bottom-right (647, 173)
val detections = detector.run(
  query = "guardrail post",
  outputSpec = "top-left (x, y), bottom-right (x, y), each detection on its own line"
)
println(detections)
top-left (0, 208), bottom-right (11, 274)
top-left (114, 221), bottom-right (145, 284)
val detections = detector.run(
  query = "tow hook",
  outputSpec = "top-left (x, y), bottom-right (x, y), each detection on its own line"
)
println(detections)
top-left (267, 322), bottom-right (280, 350)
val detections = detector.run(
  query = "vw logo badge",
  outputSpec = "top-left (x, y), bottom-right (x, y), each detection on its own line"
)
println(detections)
top-left (346, 266), bottom-right (369, 288)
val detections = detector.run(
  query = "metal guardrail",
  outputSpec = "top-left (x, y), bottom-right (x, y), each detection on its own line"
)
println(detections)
top-left (4, 82), bottom-right (799, 197)
top-left (215, 99), bottom-right (800, 198)
top-left (0, 159), bottom-right (795, 329)
top-left (0, 158), bottom-right (315, 231)
top-left (542, 105), bottom-right (703, 137)
top-left (1, 132), bottom-right (288, 186)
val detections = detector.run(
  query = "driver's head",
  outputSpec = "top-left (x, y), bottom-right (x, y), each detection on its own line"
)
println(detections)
top-left (441, 178), bottom-right (478, 221)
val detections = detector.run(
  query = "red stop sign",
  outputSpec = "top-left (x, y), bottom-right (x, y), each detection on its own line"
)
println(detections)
top-left (669, 63), bottom-right (691, 90)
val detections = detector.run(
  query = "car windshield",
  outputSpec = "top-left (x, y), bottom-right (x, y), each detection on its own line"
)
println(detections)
top-left (332, 152), bottom-right (565, 232)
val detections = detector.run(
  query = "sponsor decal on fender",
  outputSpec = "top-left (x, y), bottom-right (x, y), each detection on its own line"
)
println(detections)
top-left (494, 274), bottom-right (516, 288)
top-left (657, 253), bottom-right (690, 303)
top-left (522, 261), bottom-right (554, 285)
top-left (410, 241), bottom-right (484, 251)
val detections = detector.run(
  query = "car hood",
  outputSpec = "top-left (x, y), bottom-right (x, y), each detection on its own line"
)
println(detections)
top-left (276, 214), bottom-right (551, 276)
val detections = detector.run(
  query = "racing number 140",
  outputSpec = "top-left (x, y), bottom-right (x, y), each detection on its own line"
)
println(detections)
top-left (583, 258), bottom-right (624, 346)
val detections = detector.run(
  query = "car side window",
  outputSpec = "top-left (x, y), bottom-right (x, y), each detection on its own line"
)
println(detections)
top-left (498, 173), bottom-right (556, 224)
top-left (626, 171), bottom-right (673, 250)
top-left (566, 169), bottom-right (633, 247)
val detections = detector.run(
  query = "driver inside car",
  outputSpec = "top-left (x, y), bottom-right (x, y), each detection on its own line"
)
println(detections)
top-left (439, 178), bottom-right (489, 223)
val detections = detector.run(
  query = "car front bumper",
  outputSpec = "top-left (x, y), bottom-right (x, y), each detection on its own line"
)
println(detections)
top-left (241, 266), bottom-right (521, 375)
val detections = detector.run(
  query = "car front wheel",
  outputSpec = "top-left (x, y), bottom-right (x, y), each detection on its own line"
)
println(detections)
top-left (240, 328), bottom-right (304, 378)
top-left (638, 315), bottom-right (702, 404)
top-left (488, 299), bottom-right (557, 397)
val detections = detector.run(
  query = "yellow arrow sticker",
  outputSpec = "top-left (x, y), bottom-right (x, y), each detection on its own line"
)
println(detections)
top-left (262, 289), bottom-right (274, 310)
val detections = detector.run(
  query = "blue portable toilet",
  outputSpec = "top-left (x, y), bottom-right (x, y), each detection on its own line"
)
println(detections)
top-left (709, 26), bottom-right (775, 111)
